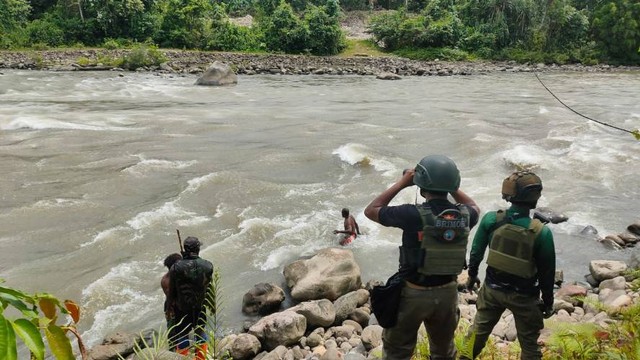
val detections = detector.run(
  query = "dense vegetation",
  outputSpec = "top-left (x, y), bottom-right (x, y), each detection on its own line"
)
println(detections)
top-left (0, 0), bottom-right (638, 64)
top-left (368, 0), bottom-right (640, 64)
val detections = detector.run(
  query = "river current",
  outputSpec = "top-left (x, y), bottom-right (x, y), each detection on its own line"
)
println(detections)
top-left (0, 70), bottom-right (638, 348)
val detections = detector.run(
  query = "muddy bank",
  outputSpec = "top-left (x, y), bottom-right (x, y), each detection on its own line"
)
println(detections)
top-left (1, 49), bottom-right (639, 76)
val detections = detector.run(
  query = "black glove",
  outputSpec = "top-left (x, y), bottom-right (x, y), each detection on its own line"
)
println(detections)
top-left (539, 302), bottom-right (554, 319)
top-left (465, 276), bottom-right (480, 293)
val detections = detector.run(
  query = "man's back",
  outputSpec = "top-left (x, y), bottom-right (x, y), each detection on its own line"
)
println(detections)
top-left (171, 256), bottom-right (214, 312)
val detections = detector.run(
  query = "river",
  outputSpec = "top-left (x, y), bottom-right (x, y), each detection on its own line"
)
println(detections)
top-left (0, 70), bottom-right (638, 348)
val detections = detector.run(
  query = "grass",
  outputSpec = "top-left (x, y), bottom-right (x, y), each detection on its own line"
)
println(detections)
top-left (411, 300), bottom-right (640, 360)
top-left (339, 38), bottom-right (388, 58)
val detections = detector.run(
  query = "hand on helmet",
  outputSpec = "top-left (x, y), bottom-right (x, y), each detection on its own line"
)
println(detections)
top-left (399, 168), bottom-right (415, 188)
top-left (465, 276), bottom-right (480, 293)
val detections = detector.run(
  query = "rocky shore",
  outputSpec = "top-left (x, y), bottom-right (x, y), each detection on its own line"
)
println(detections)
top-left (1, 49), bottom-right (639, 77)
top-left (84, 219), bottom-right (640, 360)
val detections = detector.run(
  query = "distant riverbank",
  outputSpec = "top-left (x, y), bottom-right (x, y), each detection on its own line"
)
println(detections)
top-left (2, 49), bottom-right (639, 76)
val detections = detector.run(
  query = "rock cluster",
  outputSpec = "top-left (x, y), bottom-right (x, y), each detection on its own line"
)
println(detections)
top-left (1, 49), bottom-right (639, 77)
top-left (598, 219), bottom-right (640, 249)
top-left (87, 245), bottom-right (640, 360)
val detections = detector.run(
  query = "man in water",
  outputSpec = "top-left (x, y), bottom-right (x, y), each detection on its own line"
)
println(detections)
top-left (168, 236), bottom-right (214, 359)
top-left (161, 253), bottom-right (182, 330)
top-left (461, 171), bottom-right (555, 360)
top-left (365, 155), bottom-right (479, 360)
top-left (334, 207), bottom-right (361, 245)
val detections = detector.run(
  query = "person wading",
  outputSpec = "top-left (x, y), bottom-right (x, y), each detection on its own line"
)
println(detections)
top-left (461, 171), bottom-right (556, 360)
top-left (161, 253), bottom-right (182, 330)
top-left (334, 207), bottom-right (361, 245)
top-left (365, 155), bottom-right (480, 360)
top-left (168, 236), bottom-right (214, 359)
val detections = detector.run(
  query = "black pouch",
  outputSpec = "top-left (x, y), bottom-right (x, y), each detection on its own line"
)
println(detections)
top-left (370, 272), bottom-right (403, 328)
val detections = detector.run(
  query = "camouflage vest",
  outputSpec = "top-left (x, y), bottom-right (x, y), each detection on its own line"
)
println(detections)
top-left (486, 210), bottom-right (543, 279)
top-left (416, 204), bottom-right (470, 276)
top-left (171, 257), bottom-right (213, 312)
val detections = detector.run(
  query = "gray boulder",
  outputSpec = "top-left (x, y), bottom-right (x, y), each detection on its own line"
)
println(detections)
top-left (242, 282), bottom-right (285, 316)
top-left (283, 248), bottom-right (362, 302)
top-left (375, 72), bottom-right (401, 80)
top-left (248, 311), bottom-right (307, 351)
top-left (218, 333), bottom-right (262, 360)
top-left (195, 61), bottom-right (237, 86)
top-left (589, 260), bottom-right (628, 282)
top-left (290, 299), bottom-right (336, 328)
top-left (87, 331), bottom-right (138, 360)
top-left (628, 220), bottom-right (640, 236)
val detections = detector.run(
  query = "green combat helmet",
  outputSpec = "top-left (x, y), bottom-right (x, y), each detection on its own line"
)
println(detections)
top-left (501, 171), bottom-right (543, 207)
top-left (413, 155), bottom-right (461, 193)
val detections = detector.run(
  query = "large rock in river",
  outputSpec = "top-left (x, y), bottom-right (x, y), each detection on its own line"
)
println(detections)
top-left (283, 248), bottom-right (362, 302)
top-left (242, 282), bottom-right (285, 316)
top-left (195, 61), bottom-right (237, 86)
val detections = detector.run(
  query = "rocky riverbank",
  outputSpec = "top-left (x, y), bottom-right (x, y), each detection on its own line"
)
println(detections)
top-left (85, 219), bottom-right (640, 360)
top-left (1, 49), bottom-right (639, 77)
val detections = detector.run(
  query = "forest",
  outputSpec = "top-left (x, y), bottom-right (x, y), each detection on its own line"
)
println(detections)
top-left (0, 0), bottom-right (638, 64)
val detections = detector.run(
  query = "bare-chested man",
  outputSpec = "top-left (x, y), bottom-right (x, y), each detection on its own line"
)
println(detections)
top-left (161, 253), bottom-right (182, 329)
top-left (333, 208), bottom-right (361, 245)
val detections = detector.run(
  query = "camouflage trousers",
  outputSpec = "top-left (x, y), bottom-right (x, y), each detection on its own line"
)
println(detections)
top-left (382, 281), bottom-right (459, 360)
top-left (464, 285), bottom-right (544, 360)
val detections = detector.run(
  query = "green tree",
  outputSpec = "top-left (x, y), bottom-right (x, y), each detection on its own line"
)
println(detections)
top-left (304, 0), bottom-right (345, 55)
top-left (0, 0), bottom-right (31, 32)
top-left (261, 0), bottom-right (309, 53)
top-left (84, 0), bottom-right (147, 38)
top-left (539, 1), bottom-right (589, 51)
top-left (205, 3), bottom-right (262, 51)
top-left (159, 0), bottom-right (212, 48)
top-left (591, 0), bottom-right (640, 63)
top-left (460, 0), bottom-right (538, 48)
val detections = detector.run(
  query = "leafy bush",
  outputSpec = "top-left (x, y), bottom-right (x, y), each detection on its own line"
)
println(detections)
top-left (304, 1), bottom-right (345, 55)
top-left (0, 279), bottom-right (86, 360)
top-left (368, 9), bottom-right (413, 50)
top-left (159, 0), bottom-right (212, 49)
top-left (103, 39), bottom-right (121, 49)
top-left (260, 1), bottom-right (309, 53)
top-left (394, 46), bottom-right (471, 61)
top-left (591, 0), bottom-right (640, 64)
top-left (122, 43), bottom-right (167, 70)
top-left (26, 19), bottom-right (64, 46)
top-left (206, 21), bottom-right (262, 51)
top-left (420, 13), bottom-right (464, 48)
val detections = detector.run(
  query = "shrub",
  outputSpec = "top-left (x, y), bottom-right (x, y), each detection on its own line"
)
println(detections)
top-left (206, 22), bottom-right (262, 52)
top-left (103, 39), bottom-right (121, 49)
top-left (260, 1), bottom-right (309, 54)
top-left (26, 19), bottom-right (64, 47)
top-left (304, 1), bottom-right (345, 55)
top-left (0, 279), bottom-right (86, 360)
top-left (122, 43), bottom-right (167, 70)
top-left (368, 9), bottom-right (412, 51)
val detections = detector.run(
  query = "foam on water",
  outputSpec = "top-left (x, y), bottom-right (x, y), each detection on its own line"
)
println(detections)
top-left (123, 155), bottom-right (197, 176)
top-left (332, 143), bottom-right (399, 176)
top-left (127, 202), bottom-right (210, 231)
top-left (500, 144), bottom-right (549, 171)
top-left (1, 117), bottom-right (133, 131)
top-left (33, 198), bottom-right (86, 209)
top-left (81, 226), bottom-right (129, 248)
top-left (81, 261), bottom-right (161, 346)
top-left (186, 173), bottom-right (221, 192)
